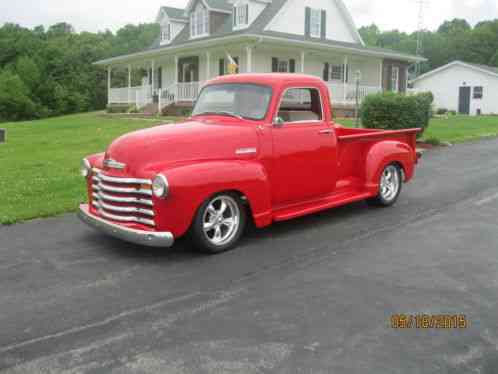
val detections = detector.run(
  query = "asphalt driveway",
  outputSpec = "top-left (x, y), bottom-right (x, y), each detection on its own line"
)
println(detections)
top-left (1, 139), bottom-right (498, 373)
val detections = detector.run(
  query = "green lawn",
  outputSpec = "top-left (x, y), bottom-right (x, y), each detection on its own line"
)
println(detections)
top-left (1, 112), bottom-right (498, 224)
top-left (0, 112), bottom-right (179, 224)
top-left (338, 115), bottom-right (498, 144)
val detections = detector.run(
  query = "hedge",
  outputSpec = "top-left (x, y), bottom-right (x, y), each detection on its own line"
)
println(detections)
top-left (360, 92), bottom-right (434, 137)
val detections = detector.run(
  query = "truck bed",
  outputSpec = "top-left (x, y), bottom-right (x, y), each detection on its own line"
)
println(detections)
top-left (334, 125), bottom-right (420, 189)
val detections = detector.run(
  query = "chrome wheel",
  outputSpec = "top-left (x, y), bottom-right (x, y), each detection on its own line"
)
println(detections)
top-left (380, 165), bottom-right (400, 202)
top-left (202, 195), bottom-right (241, 246)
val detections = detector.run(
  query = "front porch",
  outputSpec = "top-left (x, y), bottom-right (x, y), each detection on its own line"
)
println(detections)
top-left (106, 44), bottom-right (387, 114)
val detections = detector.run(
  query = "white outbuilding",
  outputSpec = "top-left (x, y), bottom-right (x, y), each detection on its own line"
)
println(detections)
top-left (411, 61), bottom-right (498, 116)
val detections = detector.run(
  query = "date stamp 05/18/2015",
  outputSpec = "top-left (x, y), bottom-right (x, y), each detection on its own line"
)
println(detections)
top-left (391, 314), bottom-right (468, 329)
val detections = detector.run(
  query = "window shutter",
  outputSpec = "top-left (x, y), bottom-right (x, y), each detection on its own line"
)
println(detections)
top-left (149, 68), bottom-right (153, 84)
top-left (158, 67), bottom-right (162, 89)
top-left (344, 64), bottom-right (349, 83)
top-left (233, 7), bottom-right (236, 27)
top-left (289, 59), bottom-right (296, 73)
top-left (272, 57), bottom-right (279, 73)
top-left (323, 63), bottom-right (330, 81)
top-left (219, 58), bottom-right (225, 76)
top-left (305, 7), bottom-right (311, 37)
top-left (245, 4), bottom-right (249, 25)
top-left (321, 10), bottom-right (326, 38)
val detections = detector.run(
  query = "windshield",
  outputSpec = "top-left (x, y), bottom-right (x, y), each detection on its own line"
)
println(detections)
top-left (192, 83), bottom-right (272, 120)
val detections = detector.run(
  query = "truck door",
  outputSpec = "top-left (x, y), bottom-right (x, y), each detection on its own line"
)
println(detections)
top-left (271, 86), bottom-right (338, 205)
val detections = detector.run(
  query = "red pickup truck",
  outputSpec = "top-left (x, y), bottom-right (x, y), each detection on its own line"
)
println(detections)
top-left (79, 74), bottom-right (420, 253)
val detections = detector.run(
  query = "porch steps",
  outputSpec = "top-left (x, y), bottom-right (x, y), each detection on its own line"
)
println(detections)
top-left (161, 102), bottom-right (194, 117)
top-left (140, 103), bottom-right (159, 116)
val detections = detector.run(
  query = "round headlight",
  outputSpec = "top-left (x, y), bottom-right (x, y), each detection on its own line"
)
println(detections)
top-left (152, 174), bottom-right (169, 198)
top-left (80, 158), bottom-right (91, 177)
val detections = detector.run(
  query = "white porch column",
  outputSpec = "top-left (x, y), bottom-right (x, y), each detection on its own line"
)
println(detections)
top-left (343, 56), bottom-right (348, 102)
top-left (107, 66), bottom-right (111, 105)
top-left (405, 66), bottom-right (409, 92)
top-left (379, 60), bottom-right (384, 91)
top-left (127, 64), bottom-right (132, 104)
top-left (300, 51), bottom-right (305, 73)
top-left (246, 46), bottom-right (253, 73)
top-left (174, 56), bottom-right (179, 84)
top-left (206, 51), bottom-right (211, 80)
top-left (174, 56), bottom-right (179, 101)
top-left (151, 60), bottom-right (155, 95)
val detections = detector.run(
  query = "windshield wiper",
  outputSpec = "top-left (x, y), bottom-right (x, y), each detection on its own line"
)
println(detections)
top-left (195, 111), bottom-right (243, 120)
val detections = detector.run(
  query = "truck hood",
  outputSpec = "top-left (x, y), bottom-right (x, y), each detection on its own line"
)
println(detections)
top-left (104, 120), bottom-right (258, 175)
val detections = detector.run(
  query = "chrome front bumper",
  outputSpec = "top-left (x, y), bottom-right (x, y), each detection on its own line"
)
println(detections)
top-left (78, 204), bottom-right (174, 248)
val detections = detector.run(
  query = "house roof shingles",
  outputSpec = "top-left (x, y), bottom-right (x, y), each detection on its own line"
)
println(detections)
top-left (99, 0), bottom-right (423, 65)
top-left (160, 6), bottom-right (188, 20)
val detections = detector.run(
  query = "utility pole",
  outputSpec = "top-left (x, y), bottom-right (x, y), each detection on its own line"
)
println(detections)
top-left (415, 0), bottom-right (428, 77)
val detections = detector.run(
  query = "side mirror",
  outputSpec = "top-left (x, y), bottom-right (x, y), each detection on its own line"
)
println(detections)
top-left (273, 116), bottom-right (285, 127)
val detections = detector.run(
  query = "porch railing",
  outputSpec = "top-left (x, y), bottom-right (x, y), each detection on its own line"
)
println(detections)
top-left (158, 82), bottom-right (205, 112)
top-left (326, 82), bottom-right (382, 105)
top-left (135, 85), bottom-right (153, 109)
top-left (109, 86), bottom-right (144, 105)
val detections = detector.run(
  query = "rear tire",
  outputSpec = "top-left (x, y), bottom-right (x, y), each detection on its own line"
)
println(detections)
top-left (367, 164), bottom-right (402, 207)
top-left (190, 193), bottom-right (247, 254)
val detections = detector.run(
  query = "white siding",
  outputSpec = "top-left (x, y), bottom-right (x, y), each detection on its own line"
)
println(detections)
top-left (413, 64), bottom-right (498, 115)
top-left (265, 0), bottom-right (357, 44)
top-left (231, 0), bottom-right (268, 30)
top-left (158, 13), bottom-right (186, 46)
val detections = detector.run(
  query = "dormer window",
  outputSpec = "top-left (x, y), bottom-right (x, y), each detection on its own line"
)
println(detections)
top-left (161, 24), bottom-right (171, 43)
top-left (233, 4), bottom-right (249, 28)
top-left (310, 8), bottom-right (322, 38)
top-left (190, 7), bottom-right (209, 38)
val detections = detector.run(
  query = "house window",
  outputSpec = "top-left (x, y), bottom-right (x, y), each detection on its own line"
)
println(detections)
top-left (272, 58), bottom-right (296, 73)
top-left (191, 7), bottom-right (209, 38)
top-left (310, 8), bottom-right (322, 38)
top-left (391, 66), bottom-right (400, 93)
top-left (278, 61), bottom-right (288, 73)
top-left (330, 64), bottom-right (344, 81)
top-left (161, 24), bottom-right (171, 43)
top-left (473, 86), bottom-right (483, 99)
top-left (233, 4), bottom-right (249, 27)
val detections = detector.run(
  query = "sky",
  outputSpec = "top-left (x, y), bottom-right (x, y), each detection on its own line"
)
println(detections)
top-left (1, 0), bottom-right (498, 34)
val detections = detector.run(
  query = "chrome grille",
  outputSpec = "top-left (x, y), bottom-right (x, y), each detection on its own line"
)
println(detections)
top-left (91, 168), bottom-right (155, 227)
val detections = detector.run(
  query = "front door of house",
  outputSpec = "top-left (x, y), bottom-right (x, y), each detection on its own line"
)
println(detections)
top-left (178, 57), bottom-right (199, 83)
top-left (458, 86), bottom-right (471, 115)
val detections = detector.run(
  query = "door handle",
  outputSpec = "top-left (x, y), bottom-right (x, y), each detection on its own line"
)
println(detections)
top-left (318, 129), bottom-right (333, 135)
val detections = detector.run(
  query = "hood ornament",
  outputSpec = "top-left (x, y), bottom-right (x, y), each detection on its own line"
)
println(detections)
top-left (103, 159), bottom-right (126, 170)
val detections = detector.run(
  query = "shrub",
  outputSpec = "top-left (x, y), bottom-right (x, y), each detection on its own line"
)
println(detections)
top-left (437, 108), bottom-right (448, 115)
top-left (360, 91), bottom-right (434, 137)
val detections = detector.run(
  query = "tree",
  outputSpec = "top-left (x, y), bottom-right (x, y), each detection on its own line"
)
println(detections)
top-left (0, 69), bottom-right (37, 121)
top-left (438, 19), bottom-right (471, 35)
top-left (15, 56), bottom-right (41, 92)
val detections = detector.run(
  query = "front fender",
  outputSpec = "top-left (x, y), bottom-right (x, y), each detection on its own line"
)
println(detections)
top-left (364, 141), bottom-right (415, 194)
top-left (153, 160), bottom-right (272, 238)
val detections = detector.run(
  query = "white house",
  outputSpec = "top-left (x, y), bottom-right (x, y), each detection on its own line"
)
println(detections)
top-left (411, 60), bottom-right (498, 116)
top-left (95, 0), bottom-right (424, 115)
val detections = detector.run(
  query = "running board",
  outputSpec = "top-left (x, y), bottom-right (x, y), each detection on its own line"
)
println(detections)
top-left (272, 191), bottom-right (372, 222)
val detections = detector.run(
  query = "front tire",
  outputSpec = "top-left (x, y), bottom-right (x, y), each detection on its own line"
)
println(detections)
top-left (367, 164), bottom-right (402, 207)
top-left (190, 193), bottom-right (247, 254)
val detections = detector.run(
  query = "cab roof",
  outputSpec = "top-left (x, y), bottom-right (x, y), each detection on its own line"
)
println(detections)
top-left (205, 73), bottom-right (325, 87)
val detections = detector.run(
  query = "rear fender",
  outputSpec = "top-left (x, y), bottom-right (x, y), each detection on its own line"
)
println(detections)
top-left (364, 141), bottom-right (415, 194)
top-left (154, 161), bottom-right (272, 237)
